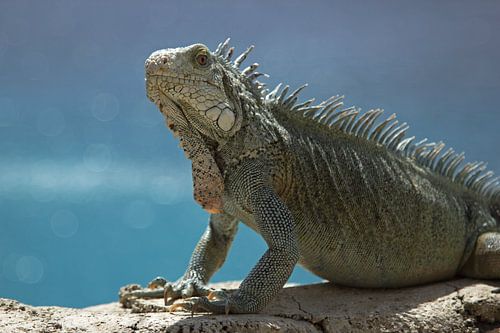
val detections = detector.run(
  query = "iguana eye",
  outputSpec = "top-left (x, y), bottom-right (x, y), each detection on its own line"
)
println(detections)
top-left (195, 52), bottom-right (209, 67)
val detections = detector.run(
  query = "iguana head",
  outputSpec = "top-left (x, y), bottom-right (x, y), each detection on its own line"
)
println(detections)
top-left (144, 40), bottom-right (262, 213)
top-left (145, 41), bottom-right (260, 143)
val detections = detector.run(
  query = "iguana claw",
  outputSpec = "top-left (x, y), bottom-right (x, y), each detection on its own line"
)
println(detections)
top-left (162, 278), bottom-right (212, 305)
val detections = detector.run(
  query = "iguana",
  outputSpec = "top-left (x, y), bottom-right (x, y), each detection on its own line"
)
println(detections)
top-left (120, 39), bottom-right (500, 314)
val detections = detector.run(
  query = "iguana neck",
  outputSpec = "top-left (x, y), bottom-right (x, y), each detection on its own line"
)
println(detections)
top-left (215, 105), bottom-right (290, 171)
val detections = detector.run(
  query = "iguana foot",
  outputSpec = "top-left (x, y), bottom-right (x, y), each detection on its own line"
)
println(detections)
top-left (119, 276), bottom-right (225, 310)
top-left (163, 277), bottom-right (212, 304)
top-left (119, 276), bottom-right (168, 305)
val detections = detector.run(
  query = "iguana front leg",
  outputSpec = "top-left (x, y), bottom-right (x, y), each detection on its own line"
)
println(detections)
top-left (163, 213), bottom-right (239, 301)
top-left (119, 213), bottom-right (238, 305)
top-left (171, 161), bottom-right (300, 314)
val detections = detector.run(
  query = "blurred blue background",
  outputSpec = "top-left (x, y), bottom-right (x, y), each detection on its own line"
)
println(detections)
top-left (0, 0), bottom-right (499, 308)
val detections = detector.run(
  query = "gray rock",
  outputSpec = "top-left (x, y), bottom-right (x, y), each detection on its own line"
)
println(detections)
top-left (1, 279), bottom-right (499, 332)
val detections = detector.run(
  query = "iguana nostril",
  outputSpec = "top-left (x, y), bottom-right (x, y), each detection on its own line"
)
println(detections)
top-left (145, 59), bottom-right (159, 74)
top-left (145, 54), bottom-right (171, 75)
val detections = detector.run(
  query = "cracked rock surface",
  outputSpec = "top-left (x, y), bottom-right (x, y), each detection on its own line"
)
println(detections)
top-left (1, 279), bottom-right (499, 332)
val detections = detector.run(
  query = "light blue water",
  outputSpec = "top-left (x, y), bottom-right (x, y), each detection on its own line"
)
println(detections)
top-left (0, 1), bottom-right (499, 308)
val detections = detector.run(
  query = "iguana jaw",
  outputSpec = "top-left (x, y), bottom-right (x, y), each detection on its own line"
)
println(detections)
top-left (156, 88), bottom-right (186, 138)
top-left (148, 77), bottom-right (222, 151)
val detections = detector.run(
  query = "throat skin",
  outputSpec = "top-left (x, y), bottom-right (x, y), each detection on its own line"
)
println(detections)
top-left (159, 100), bottom-right (225, 213)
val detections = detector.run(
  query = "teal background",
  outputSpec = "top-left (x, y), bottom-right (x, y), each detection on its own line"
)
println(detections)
top-left (0, 0), bottom-right (499, 307)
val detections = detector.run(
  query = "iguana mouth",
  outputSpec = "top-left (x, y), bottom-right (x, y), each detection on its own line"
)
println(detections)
top-left (146, 74), bottom-right (213, 107)
top-left (146, 75), bottom-right (198, 136)
top-left (147, 76), bottom-right (193, 139)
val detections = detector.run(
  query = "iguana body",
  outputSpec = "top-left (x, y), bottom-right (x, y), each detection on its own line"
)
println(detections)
top-left (121, 39), bottom-right (500, 314)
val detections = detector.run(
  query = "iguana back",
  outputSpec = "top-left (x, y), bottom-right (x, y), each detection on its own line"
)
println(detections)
top-left (272, 112), bottom-right (496, 287)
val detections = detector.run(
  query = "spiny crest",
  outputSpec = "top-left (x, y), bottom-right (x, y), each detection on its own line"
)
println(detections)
top-left (266, 83), bottom-right (500, 201)
top-left (213, 39), bottom-right (500, 201)
top-left (214, 38), bottom-right (269, 94)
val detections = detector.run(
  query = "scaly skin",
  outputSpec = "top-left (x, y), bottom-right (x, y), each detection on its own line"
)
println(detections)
top-left (119, 39), bottom-right (500, 314)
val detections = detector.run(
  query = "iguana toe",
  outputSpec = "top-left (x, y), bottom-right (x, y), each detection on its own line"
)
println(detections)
top-left (118, 284), bottom-right (165, 308)
top-left (163, 278), bottom-right (211, 305)
top-left (168, 296), bottom-right (230, 314)
top-left (147, 276), bottom-right (167, 289)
